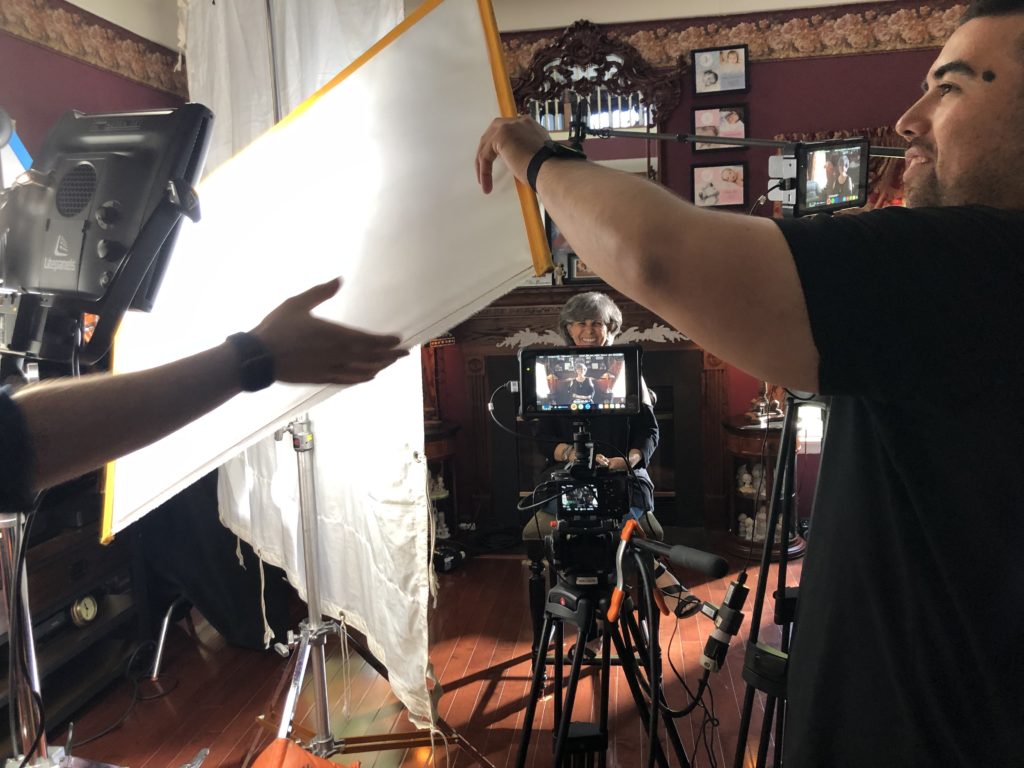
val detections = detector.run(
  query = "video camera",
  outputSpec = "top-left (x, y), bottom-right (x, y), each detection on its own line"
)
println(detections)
top-left (518, 343), bottom-right (643, 587)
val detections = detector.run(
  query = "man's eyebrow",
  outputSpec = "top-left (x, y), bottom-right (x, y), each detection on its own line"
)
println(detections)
top-left (922, 59), bottom-right (978, 90)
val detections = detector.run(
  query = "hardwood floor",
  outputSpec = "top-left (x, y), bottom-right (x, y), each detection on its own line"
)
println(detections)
top-left (56, 547), bottom-right (801, 768)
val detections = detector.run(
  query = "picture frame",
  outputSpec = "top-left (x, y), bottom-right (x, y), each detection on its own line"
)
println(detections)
top-left (692, 162), bottom-right (747, 208)
top-left (545, 211), bottom-right (572, 261)
top-left (567, 254), bottom-right (602, 283)
top-left (691, 45), bottom-right (749, 95)
top-left (692, 105), bottom-right (748, 152)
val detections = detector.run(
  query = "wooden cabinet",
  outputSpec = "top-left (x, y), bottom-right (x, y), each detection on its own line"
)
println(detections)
top-left (0, 511), bottom-right (140, 757)
top-left (425, 421), bottom-right (459, 539)
top-left (722, 421), bottom-right (806, 561)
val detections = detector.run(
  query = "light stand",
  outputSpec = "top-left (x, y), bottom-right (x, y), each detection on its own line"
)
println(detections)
top-left (730, 392), bottom-right (808, 768)
top-left (274, 416), bottom-right (335, 753)
top-left (271, 416), bottom-right (494, 766)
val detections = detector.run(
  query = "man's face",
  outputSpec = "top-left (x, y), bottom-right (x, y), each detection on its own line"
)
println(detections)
top-left (896, 15), bottom-right (1024, 208)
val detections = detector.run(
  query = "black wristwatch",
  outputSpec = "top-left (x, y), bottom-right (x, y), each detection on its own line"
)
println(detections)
top-left (226, 332), bottom-right (275, 392)
top-left (526, 140), bottom-right (587, 192)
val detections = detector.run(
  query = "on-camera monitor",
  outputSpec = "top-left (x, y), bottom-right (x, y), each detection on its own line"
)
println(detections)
top-left (796, 138), bottom-right (869, 216)
top-left (518, 344), bottom-right (642, 418)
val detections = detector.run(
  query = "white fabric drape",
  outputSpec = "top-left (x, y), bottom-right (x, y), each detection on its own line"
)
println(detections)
top-left (182, 0), bottom-right (434, 726)
top-left (181, 0), bottom-right (404, 173)
top-left (108, 0), bottom-right (538, 729)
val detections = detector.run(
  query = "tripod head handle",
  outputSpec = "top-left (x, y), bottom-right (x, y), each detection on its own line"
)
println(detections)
top-left (631, 537), bottom-right (729, 579)
top-left (608, 519), bottom-right (669, 622)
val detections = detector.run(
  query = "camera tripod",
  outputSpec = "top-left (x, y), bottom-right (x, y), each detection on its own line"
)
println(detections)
top-left (732, 392), bottom-right (823, 768)
top-left (516, 548), bottom-right (689, 768)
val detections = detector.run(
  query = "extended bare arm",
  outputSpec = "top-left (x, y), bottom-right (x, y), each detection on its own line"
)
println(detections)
top-left (13, 278), bottom-right (406, 492)
top-left (476, 117), bottom-right (819, 392)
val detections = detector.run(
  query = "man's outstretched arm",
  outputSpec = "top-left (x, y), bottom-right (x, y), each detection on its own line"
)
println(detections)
top-left (477, 117), bottom-right (819, 392)
top-left (12, 278), bottom-right (407, 493)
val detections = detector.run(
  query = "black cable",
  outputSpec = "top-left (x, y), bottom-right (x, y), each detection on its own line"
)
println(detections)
top-left (70, 640), bottom-right (158, 748)
top-left (631, 549), bottom-right (660, 768)
top-left (691, 681), bottom-right (720, 768)
top-left (654, 580), bottom-right (710, 719)
top-left (10, 495), bottom-right (45, 766)
top-left (748, 180), bottom-right (781, 216)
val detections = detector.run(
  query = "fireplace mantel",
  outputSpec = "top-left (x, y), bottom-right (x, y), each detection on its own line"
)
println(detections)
top-left (439, 285), bottom-right (730, 535)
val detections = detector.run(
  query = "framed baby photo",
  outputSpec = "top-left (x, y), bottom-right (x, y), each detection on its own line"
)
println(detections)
top-left (691, 44), bottom-right (749, 95)
top-left (545, 211), bottom-right (573, 261)
top-left (692, 162), bottom-right (747, 208)
top-left (692, 105), bottom-right (747, 152)
top-left (567, 254), bottom-right (602, 283)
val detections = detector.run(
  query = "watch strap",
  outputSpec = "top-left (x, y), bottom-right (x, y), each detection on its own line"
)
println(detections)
top-left (226, 332), bottom-right (275, 392)
top-left (526, 141), bottom-right (586, 192)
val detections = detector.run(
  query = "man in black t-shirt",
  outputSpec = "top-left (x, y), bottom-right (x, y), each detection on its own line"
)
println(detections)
top-left (477, 1), bottom-right (1024, 764)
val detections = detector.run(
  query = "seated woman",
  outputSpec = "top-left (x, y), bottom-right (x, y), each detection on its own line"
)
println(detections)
top-left (523, 291), bottom-right (663, 542)
top-left (566, 360), bottom-right (596, 402)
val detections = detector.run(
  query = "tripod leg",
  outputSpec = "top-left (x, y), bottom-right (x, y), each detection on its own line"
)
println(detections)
top-left (598, 619), bottom-right (611, 768)
top-left (622, 609), bottom-right (650, 683)
top-left (621, 608), bottom-right (690, 767)
top-left (552, 598), bottom-right (593, 768)
top-left (528, 556), bottom-right (547, 660)
top-left (734, 685), bottom-right (758, 768)
top-left (276, 630), bottom-right (313, 739)
top-left (554, 617), bottom-right (564, 726)
top-left (516, 612), bottom-right (556, 768)
top-left (774, 696), bottom-right (786, 767)
top-left (606, 623), bottom-right (674, 768)
top-left (756, 694), bottom-right (776, 768)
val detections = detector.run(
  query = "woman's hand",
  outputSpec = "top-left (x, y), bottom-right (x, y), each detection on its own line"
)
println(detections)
top-left (594, 454), bottom-right (628, 471)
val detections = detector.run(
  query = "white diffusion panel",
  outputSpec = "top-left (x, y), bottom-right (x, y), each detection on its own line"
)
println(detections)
top-left (106, 0), bottom-right (536, 530)
top-left (106, 0), bottom-right (541, 727)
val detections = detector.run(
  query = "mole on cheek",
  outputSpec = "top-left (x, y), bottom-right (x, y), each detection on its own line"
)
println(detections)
top-left (982, 70), bottom-right (996, 82)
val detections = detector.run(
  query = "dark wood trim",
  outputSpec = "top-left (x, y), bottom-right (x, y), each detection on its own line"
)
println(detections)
top-left (511, 19), bottom-right (685, 123)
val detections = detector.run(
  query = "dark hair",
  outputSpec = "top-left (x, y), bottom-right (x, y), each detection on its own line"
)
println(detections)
top-left (961, 0), bottom-right (1024, 23)
top-left (558, 292), bottom-right (623, 345)
top-left (959, 2), bottom-right (1024, 67)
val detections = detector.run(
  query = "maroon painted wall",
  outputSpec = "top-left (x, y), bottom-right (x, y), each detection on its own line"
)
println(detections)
top-left (653, 47), bottom-right (939, 419)
top-left (662, 48), bottom-right (935, 208)
top-left (0, 31), bottom-right (183, 155)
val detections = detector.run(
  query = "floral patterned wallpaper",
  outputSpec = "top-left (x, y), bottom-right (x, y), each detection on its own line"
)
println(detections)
top-left (0, 0), bottom-right (966, 105)
top-left (502, 1), bottom-right (966, 80)
top-left (0, 0), bottom-right (186, 98)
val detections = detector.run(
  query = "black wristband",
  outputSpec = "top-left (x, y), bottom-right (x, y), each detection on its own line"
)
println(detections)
top-left (226, 332), bottom-right (275, 392)
top-left (526, 140), bottom-right (587, 192)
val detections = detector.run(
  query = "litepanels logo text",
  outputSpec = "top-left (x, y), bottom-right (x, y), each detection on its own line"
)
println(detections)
top-left (43, 234), bottom-right (77, 272)
top-left (54, 234), bottom-right (70, 258)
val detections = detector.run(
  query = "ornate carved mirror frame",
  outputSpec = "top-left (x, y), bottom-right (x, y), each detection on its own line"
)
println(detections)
top-left (511, 20), bottom-right (686, 141)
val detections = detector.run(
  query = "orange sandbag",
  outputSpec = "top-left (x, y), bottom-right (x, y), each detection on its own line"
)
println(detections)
top-left (251, 737), bottom-right (359, 768)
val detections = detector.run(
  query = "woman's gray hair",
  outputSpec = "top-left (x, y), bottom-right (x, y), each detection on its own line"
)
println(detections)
top-left (558, 291), bottom-right (623, 345)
